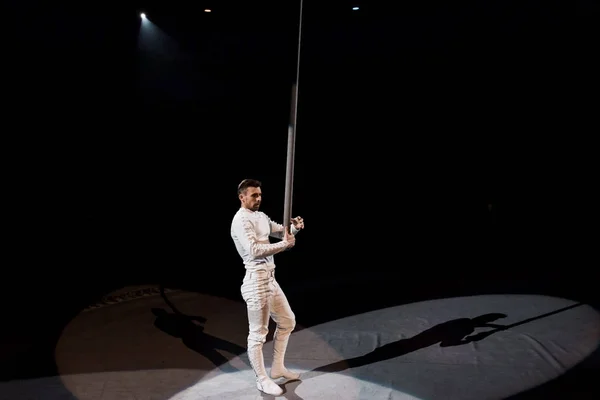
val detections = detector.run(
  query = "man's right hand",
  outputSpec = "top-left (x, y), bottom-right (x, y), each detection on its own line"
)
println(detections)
top-left (284, 229), bottom-right (296, 248)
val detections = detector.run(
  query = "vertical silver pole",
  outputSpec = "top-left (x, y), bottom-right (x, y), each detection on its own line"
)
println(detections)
top-left (284, 0), bottom-right (303, 233)
top-left (283, 85), bottom-right (297, 233)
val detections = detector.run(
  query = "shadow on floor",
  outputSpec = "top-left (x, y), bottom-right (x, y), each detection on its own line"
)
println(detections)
top-left (312, 302), bottom-right (584, 374)
top-left (312, 312), bottom-right (508, 373)
top-left (151, 285), bottom-right (249, 372)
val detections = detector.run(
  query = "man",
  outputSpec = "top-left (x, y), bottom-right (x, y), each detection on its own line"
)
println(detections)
top-left (230, 178), bottom-right (304, 396)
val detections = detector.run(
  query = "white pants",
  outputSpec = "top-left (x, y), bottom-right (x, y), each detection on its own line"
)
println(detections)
top-left (240, 268), bottom-right (296, 379)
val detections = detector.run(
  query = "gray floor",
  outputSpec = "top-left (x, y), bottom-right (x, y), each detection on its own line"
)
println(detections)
top-left (2, 287), bottom-right (599, 400)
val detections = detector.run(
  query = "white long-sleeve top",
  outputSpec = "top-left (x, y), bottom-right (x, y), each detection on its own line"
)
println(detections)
top-left (231, 207), bottom-right (299, 271)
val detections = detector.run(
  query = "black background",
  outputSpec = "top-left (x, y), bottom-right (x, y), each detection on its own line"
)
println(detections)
top-left (4, 0), bottom-right (598, 311)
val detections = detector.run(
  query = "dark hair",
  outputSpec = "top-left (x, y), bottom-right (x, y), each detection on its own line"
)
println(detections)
top-left (238, 179), bottom-right (262, 195)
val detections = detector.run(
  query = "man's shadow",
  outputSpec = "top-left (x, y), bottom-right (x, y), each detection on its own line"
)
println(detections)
top-left (151, 285), bottom-right (248, 372)
top-left (313, 313), bottom-right (508, 373)
top-left (257, 313), bottom-right (508, 399)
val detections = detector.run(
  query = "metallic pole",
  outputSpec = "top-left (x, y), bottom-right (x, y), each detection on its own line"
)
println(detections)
top-left (284, 0), bottom-right (303, 233)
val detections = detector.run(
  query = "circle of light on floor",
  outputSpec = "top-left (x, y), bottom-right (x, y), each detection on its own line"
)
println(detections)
top-left (37, 289), bottom-right (600, 400)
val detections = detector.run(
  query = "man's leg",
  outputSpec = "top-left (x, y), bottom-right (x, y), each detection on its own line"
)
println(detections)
top-left (269, 279), bottom-right (300, 380)
top-left (242, 271), bottom-right (283, 396)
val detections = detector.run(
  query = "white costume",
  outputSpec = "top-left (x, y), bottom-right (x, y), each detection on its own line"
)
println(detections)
top-left (231, 207), bottom-right (300, 396)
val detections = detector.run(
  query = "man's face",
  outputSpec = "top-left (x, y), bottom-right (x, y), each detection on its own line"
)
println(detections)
top-left (240, 186), bottom-right (262, 211)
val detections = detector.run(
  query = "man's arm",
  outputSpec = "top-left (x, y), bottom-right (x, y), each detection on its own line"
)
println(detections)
top-left (233, 216), bottom-right (291, 258)
top-left (268, 217), bottom-right (299, 239)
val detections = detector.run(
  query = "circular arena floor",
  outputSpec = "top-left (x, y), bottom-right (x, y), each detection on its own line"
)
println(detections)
top-left (2, 286), bottom-right (599, 399)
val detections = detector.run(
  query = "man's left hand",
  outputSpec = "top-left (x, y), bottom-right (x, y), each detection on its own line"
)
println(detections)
top-left (291, 216), bottom-right (304, 230)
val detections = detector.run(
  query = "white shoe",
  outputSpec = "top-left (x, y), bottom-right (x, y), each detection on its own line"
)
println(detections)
top-left (256, 377), bottom-right (283, 396)
top-left (271, 365), bottom-right (301, 380)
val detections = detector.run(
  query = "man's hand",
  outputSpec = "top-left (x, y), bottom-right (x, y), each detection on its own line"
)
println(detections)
top-left (291, 216), bottom-right (304, 230)
top-left (284, 229), bottom-right (296, 248)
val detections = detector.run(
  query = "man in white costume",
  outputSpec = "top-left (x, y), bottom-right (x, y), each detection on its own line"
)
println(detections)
top-left (230, 179), bottom-right (304, 396)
